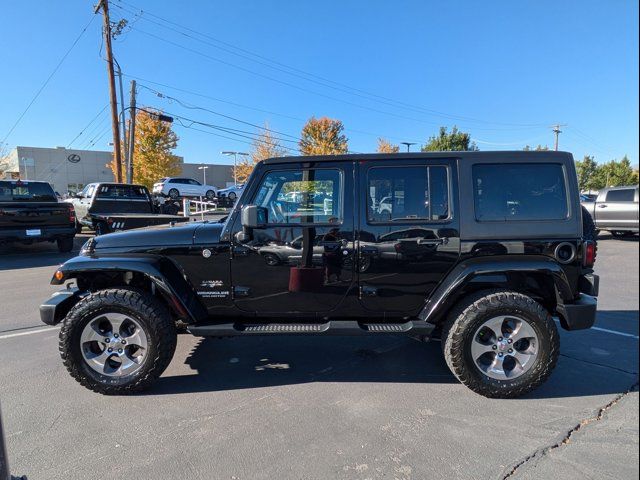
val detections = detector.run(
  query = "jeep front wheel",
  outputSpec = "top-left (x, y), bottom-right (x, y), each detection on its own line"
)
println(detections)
top-left (442, 290), bottom-right (559, 398)
top-left (59, 288), bottom-right (177, 395)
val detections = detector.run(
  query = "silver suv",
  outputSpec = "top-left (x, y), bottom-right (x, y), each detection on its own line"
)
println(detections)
top-left (152, 177), bottom-right (218, 200)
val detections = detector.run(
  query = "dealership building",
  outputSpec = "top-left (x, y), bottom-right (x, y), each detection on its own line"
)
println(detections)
top-left (1, 146), bottom-right (235, 194)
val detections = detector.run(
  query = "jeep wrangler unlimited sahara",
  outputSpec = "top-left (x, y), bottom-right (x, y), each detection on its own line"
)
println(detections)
top-left (40, 151), bottom-right (599, 398)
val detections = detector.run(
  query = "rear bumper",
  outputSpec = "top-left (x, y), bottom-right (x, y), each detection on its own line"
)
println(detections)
top-left (0, 225), bottom-right (75, 243)
top-left (557, 293), bottom-right (597, 331)
top-left (40, 289), bottom-right (82, 325)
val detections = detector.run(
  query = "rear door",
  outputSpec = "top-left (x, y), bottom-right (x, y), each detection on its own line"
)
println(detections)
top-left (357, 158), bottom-right (461, 316)
top-left (597, 188), bottom-right (639, 229)
top-left (229, 161), bottom-right (355, 315)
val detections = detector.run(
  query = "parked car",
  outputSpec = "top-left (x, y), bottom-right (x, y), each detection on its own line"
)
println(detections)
top-left (41, 151), bottom-right (598, 399)
top-left (217, 184), bottom-right (244, 202)
top-left (581, 185), bottom-right (639, 237)
top-left (68, 182), bottom-right (188, 235)
top-left (0, 180), bottom-right (76, 252)
top-left (152, 177), bottom-right (217, 200)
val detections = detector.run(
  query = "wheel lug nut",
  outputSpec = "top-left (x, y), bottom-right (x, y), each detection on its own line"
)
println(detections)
top-left (508, 339), bottom-right (513, 344)
top-left (105, 338), bottom-right (110, 343)
top-left (118, 349), bottom-right (123, 353)
top-left (508, 348), bottom-right (513, 353)
top-left (114, 334), bottom-right (119, 338)
top-left (498, 337), bottom-right (503, 341)
top-left (107, 348), bottom-right (113, 352)
top-left (498, 353), bottom-right (503, 357)
top-left (121, 340), bottom-right (126, 344)
top-left (492, 345), bottom-right (497, 350)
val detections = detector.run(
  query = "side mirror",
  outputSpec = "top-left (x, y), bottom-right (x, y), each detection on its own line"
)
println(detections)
top-left (241, 205), bottom-right (268, 229)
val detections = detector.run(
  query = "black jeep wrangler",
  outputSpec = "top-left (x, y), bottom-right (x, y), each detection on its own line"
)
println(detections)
top-left (40, 151), bottom-right (599, 398)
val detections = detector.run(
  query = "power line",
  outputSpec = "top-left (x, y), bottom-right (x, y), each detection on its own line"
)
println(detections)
top-left (124, 22), bottom-right (547, 134)
top-left (126, 73), bottom-right (421, 143)
top-left (0, 15), bottom-right (97, 149)
top-left (113, 0), bottom-right (549, 129)
top-left (67, 104), bottom-right (110, 148)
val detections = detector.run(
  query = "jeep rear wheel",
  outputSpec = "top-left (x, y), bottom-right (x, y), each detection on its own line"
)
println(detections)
top-left (59, 288), bottom-right (177, 395)
top-left (442, 290), bottom-right (559, 398)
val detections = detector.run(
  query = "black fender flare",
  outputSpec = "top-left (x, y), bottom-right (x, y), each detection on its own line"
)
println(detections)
top-left (50, 255), bottom-right (207, 323)
top-left (418, 255), bottom-right (574, 324)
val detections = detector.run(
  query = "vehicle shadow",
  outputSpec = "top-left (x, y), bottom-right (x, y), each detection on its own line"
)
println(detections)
top-left (149, 312), bottom-right (638, 399)
top-left (597, 232), bottom-right (639, 242)
top-left (0, 236), bottom-right (87, 271)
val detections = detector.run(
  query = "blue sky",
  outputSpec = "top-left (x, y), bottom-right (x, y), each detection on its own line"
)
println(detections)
top-left (1, 0), bottom-right (638, 166)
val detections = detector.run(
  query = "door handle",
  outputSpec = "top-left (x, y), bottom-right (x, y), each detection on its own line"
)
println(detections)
top-left (598, 204), bottom-right (608, 208)
top-left (417, 237), bottom-right (448, 246)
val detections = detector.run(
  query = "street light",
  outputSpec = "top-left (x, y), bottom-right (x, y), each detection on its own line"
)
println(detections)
top-left (198, 165), bottom-right (209, 185)
top-left (401, 142), bottom-right (416, 152)
top-left (221, 151), bottom-right (249, 186)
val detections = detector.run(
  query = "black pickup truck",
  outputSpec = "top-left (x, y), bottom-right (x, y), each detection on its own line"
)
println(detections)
top-left (0, 180), bottom-right (76, 252)
top-left (69, 182), bottom-right (188, 235)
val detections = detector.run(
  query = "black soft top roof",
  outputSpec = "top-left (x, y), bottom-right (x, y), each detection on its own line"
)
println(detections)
top-left (261, 150), bottom-right (574, 165)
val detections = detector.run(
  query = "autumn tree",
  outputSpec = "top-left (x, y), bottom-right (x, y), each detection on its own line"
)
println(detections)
top-left (299, 117), bottom-right (348, 155)
top-left (376, 138), bottom-right (400, 153)
top-left (110, 109), bottom-right (181, 189)
top-left (235, 124), bottom-right (288, 183)
top-left (422, 126), bottom-right (478, 152)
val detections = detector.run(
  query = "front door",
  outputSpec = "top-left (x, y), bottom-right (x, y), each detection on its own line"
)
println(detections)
top-left (357, 158), bottom-right (461, 316)
top-left (230, 161), bottom-right (355, 315)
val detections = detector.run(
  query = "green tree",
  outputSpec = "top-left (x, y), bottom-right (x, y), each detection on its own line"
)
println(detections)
top-left (422, 126), bottom-right (478, 152)
top-left (575, 155), bottom-right (599, 191)
top-left (597, 155), bottom-right (639, 187)
top-left (523, 145), bottom-right (549, 151)
top-left (299, 117), bottom-right (349, 155)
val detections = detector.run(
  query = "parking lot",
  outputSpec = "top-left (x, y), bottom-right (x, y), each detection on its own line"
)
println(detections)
top-left (0, 234), bottom-right (637, 480)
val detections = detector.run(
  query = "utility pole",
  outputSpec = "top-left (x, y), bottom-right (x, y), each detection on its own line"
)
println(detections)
top-left (95, 0), bottom-right (123, 182)
top-left (114, 58), bottom-right (128, 182)
top-left (127, 80), bottom-right (137, 184)
top-left (551, 124), bottom-right (567, 151)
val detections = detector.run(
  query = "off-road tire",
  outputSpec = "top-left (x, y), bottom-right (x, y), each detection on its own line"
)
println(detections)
top-left (56, 237), bottom-right (74, 253)
top-left (59, 288), bottom-right (177, 395)
top-left (581, 205), bottom-right (597, 242)
top-left (441, 289), bottom-right (559, 398)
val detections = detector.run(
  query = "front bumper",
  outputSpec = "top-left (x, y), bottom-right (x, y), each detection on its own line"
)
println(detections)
top-left (40, 289), bottom-right (82, 325)
top-left (556, 293), bottom-right (597, 331)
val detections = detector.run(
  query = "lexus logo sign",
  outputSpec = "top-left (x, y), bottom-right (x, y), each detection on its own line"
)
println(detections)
top-left (67, 154), bottom-right (81, 163)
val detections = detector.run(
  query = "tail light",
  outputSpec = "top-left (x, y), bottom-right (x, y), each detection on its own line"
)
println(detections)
top-left (583, 241), bottom-right (596, 268)
top-left (68, 205), bottom-right (76, 224)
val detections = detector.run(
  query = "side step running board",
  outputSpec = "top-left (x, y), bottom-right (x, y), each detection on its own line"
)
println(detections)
top-left (188, 320), bottom-right (435, 337)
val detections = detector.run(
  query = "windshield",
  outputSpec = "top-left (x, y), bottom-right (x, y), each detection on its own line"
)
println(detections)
top-left (0, 181), bottom-right (57, 202)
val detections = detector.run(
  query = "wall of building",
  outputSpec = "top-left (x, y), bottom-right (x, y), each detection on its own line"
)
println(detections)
top-left (2, 146), bottom-right (235, 192)
top-left (181, 163), bottom-right (235, 188)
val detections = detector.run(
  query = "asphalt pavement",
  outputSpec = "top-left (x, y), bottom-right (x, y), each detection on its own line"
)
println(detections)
top-left (0, 233), bottom-right (637, 479)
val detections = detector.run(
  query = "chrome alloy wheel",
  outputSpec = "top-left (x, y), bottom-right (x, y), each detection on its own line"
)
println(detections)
top-left (470, 315), bottom-right (539, 380)
top-left (80, 313), bottom-right (149, 377)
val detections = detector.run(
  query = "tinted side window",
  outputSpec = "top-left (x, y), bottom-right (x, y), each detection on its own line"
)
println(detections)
top-left (605, 189), bottom-right (636, 202)
top-left (253, 169), bottom-right (343, 225)
top-left (473, 163), bottom-right (568, 221)
top-left (367, 165), bottom-right (450, 223)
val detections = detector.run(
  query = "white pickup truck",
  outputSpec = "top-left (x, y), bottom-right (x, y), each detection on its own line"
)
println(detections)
top-left (581, 186), bottom-right (639, 237)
